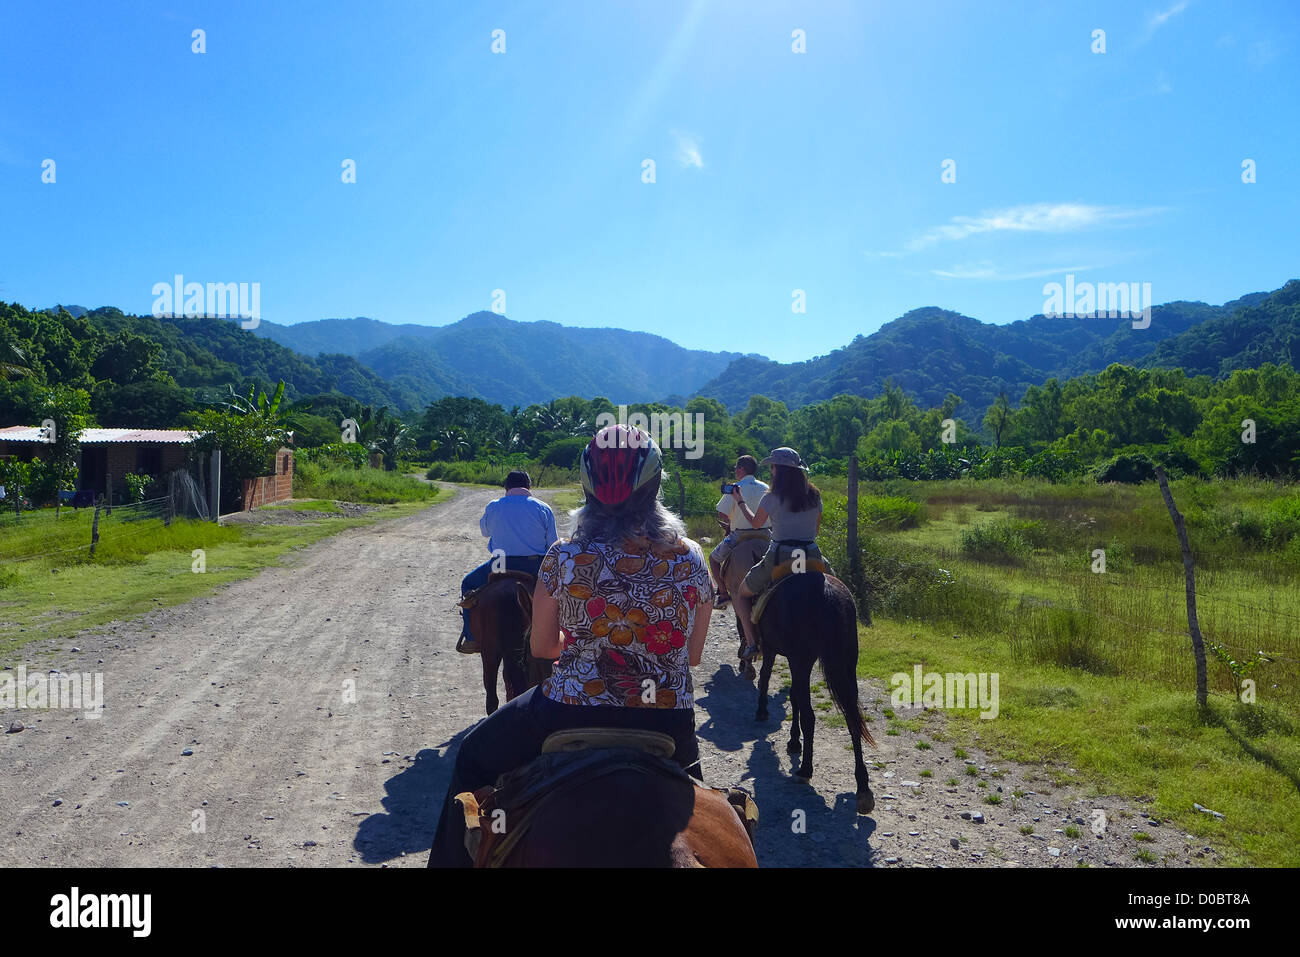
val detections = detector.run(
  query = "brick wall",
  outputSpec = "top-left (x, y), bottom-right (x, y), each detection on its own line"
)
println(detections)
top-left (240, 447), bottom-right (294, 510)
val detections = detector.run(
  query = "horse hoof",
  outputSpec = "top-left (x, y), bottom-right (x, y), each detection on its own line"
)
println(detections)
top-left (786, 738), bottom-right (801, 755)
top-left (755, 711), bottom-right (768, 722)
top-left (795, 766), bottom-right (813, 780)
top-left (857, 790), bottom-right (875, 815)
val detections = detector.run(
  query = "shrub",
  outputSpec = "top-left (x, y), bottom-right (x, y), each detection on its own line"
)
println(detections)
top-left (959, 520), bottom-right (1032, 563)
top-left (1096, 453), bottom-right (1156, 484)
top-left (861, 495), bottom-right (923, 530)
top-left (300, 443), bottom-right (367, 470)
top-left (538, 436), bottom-right (587, 468)
top-left (123, 472), bottom-right (150, 504)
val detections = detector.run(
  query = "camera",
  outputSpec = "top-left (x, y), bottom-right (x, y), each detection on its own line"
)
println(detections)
top-left (720, 483), bottom-right (740, 494)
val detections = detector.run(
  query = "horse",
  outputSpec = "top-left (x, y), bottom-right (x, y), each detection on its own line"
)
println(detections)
top-left (452, 731), bottom-right (759, 867)
top-left (462, 571), bottom-right (552, 715)
top-left (719, 537), bottom-right (876, 815)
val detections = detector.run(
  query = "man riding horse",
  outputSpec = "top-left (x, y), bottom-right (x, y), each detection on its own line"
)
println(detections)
top-left (457, 470), bottom-right (558, 654)
top-left (428, 424), bottom-right (719, 867)
top-left (708, 454), bottom-right (771, 608)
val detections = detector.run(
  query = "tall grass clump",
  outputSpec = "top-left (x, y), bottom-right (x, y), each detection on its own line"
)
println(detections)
top-left (959, 519), bottom-right (1034, 563)
top-left (298, 460), bottom-right (438, 504)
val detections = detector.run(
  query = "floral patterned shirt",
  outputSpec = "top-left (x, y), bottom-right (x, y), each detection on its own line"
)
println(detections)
top-left (537, 535), bottom-right (714, 709)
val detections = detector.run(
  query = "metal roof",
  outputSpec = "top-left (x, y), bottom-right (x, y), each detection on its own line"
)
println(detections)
top-left (0, 426), bottom-right (198, 444)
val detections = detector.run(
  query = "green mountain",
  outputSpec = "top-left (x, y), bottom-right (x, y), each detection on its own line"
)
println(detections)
top-left (254, 311), bottom-right (753, 408)
top-left (694, 287), bottom-right (1289, 423)
top-left (1138, 280), bottom-right (1300, 376)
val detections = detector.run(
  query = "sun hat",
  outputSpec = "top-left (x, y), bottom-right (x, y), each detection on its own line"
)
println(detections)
top-left (760, 447), bottom-right (809, 471)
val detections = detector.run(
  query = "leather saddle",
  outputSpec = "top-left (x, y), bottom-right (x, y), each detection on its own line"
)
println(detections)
top-left (459, 570), bottom-right (536, 610)
top-left (455, 728), bottom-right (759, 867)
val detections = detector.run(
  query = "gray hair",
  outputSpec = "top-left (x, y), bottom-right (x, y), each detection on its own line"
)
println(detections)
top-left (570, 493), bottom-right (687, 548)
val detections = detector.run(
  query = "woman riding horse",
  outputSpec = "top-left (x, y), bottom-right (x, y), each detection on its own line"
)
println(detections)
top-left (427, 424), bottom-right (715, 867)
top-left (728, 447), bottom-right (826, 662)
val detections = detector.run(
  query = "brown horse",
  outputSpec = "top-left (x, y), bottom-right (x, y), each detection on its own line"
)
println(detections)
top-left (454, 731), bottom-right (759, 867)
top-left (462, 571), bottom-right (552, 715)
top-left (717, 530), bottom-right (771, 671)
top-left (752, 571), bottom-right (876, 814)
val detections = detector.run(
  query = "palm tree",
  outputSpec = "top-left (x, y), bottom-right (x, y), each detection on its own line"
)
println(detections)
top-left (0, 340), bottom-right (31, 381)
top-left (220, 381), bottom-right (312, 439)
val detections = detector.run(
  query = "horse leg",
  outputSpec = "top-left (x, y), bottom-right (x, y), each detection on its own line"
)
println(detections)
top-left (755, 646), bottom-right (775, 722)
top-left (501, 631), bottom-right (526, 703)
top-left (477, 608), bottom-right (501, 715)
top-left (820, 596), bottom-right (875, 814)
top-left (789, 656), bottom-right (815, 776)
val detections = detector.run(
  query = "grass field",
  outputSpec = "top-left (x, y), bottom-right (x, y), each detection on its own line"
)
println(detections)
top-left (806, 475), bottom-right (1300, 866)
top-left (0, 488), bottom-right (436, 657)
top-left (295, 461), bottom-right (441, 504)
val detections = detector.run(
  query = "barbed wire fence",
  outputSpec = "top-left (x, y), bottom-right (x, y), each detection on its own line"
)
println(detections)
top-left (0, 468), bottom-right (211, 568)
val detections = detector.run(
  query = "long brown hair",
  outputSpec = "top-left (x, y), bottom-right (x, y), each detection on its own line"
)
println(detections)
top-left (770, 464), bottom-right (820, 512)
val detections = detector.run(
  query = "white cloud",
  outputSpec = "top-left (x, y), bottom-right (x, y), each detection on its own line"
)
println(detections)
top-left (903, 202), bottom-right (1162, 252)
top-left (1148, 1), bottom-right (1188, 32)
top-left (672, 130), bottom-right (703, 169)
top-left (931, 261), bottom-right (1102, 281)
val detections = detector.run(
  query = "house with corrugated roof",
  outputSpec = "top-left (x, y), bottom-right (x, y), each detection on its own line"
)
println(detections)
top-left (0, 426), bottom-right (197, 500)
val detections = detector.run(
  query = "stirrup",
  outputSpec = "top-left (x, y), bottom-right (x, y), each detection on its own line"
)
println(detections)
top-left (739, 642), bottom-right (760, 663)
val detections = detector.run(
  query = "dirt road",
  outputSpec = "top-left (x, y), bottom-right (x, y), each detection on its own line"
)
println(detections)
top-left (0, 487), bottom-right (1207, 867)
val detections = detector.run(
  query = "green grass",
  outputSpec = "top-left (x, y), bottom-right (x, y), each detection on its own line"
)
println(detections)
top-left (0, 499), bottom-right (435, 657)
top-left (835, 475), bottom-right (1299, 866)
top-left (860, 617), bottom-right (1300, 866)
top-left (295, 461), bottom-right (439, 504)
top-left (542, 489), bottom-right (584, 516)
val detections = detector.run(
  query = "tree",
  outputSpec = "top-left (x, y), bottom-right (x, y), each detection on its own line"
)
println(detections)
top-left (983, 391), bottom-right (1013, 449)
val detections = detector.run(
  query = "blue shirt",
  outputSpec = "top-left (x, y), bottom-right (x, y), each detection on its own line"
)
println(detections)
top-left (480, 492), bottom-right (559, 556)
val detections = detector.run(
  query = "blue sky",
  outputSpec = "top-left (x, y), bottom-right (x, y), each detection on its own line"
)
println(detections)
top-left (2, 0), bottom-right (1296, 363)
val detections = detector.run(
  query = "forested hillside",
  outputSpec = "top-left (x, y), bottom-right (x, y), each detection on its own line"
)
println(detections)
top-left (256, 311), bottom-right (752, 407)
top-left (694, 288), bottom-right (1289, 423)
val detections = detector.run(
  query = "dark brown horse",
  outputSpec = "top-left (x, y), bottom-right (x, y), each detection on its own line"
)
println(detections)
top-left (454, 732), bottom-right (759, 867)
top-left (462, 571), bottom-right (552, 715)
top-left (744, 568), bottom-right (876, 814)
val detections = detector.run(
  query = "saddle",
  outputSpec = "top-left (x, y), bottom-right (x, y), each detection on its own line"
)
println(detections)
top-left (459, 570), bottom-right (536, 610)
top-left (455, 728), bottom-right (759, 868)
top-left (750, 557), bottom-right (829, 625)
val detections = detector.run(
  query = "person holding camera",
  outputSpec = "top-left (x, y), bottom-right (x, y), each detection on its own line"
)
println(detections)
top-left (708, 454), bottom-right (770, 607)
top-left (728, 447), bottom-right (824, 662)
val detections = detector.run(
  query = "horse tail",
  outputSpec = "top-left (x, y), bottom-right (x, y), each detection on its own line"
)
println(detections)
top-left (819, 586), bottom-right (876, 748)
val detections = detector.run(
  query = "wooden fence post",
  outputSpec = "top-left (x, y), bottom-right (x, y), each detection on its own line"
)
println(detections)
top-left (209, 449), bottom-right (221, 522)
top-left (847, 453), bottom-right (859, 575)
top-left (90, 497), bottom-right (101, 556)
top-left (1155, 466), bottom-right (1208, 709)
top-left (847, 453), bottom-right (869, 624)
